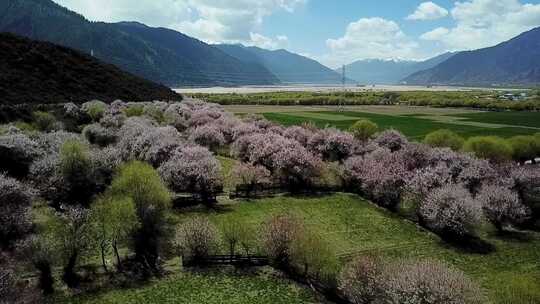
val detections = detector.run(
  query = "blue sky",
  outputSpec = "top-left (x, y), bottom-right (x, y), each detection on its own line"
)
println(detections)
top-left (54, 0), bottom-right (540, 68)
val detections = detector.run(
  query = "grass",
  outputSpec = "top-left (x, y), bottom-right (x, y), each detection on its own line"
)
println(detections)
top-left (56, 269), bottom-right (317, 304)
top-left (174, 194), bottom-right (540, 304)
top-left (451, 111), bottom-right (540, 129)
top-left (263, 111), bottom-right (538, 140)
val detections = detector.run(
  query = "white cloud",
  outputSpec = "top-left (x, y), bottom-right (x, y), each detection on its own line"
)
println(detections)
top-left (407, 2), bottom-right (449, 21)
top-left (322, 17), bottom-right (420, 67)
top-left (53, 0), bottom-right (305, 46)
top-left (248, 33), bottom-right (289, 49)
top-left (420, 0), bottom-right (540, 50)
top-left (420, 27), bottom-right (450, 40)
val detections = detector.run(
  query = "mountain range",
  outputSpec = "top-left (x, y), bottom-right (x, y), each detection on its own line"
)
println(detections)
top-left (0, 0), bottom-right (279, 87)
top-left (1, 0), bottom-right (540, 88)
top-left (0, 32), bottom-right (180, 104)
top-left (215, 44), bottom-right (347, 85)
top-left (341, 52), bottom-right (455, 85)
top-left (404, 27), bottom-right (540, 86)
top-left (0, 0), bottom-right (345, 87)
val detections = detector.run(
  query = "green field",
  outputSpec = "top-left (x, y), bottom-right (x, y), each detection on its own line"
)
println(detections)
top-left (173, 194), bottom-right (540, 303)
top-left (57, 269), bottom-right (317, 304)
top-left (262, 109), bottom-right (540, 140)
top-left (60, 193), bottom-right (540, 303)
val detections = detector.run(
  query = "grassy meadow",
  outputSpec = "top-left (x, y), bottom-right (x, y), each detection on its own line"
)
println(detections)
top-left (251, 107), bottom-right (540, 140)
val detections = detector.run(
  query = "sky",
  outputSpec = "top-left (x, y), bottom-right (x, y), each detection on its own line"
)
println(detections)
top-left (53, 0), bottom-right (540, 68)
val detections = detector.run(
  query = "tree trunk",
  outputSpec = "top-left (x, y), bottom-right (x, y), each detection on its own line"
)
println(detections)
top-left (35, 260), bottom-right (54, 295)
top-left (100, 241), bottom-right (108, 273)
top-left (62, 251), bottom-right (79, 288)
top-left (113, 240), bottom-right (122, 272)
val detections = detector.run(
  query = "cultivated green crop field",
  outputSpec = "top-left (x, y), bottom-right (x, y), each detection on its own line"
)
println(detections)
top-left (258, 108), bottom-right (540, 140)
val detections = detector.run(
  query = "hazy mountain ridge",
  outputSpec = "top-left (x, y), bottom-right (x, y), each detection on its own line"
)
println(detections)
top-left (403, 27), bottom-right (540, 86)
top-left (215, 44), bottom-right (348, 84)
top-left (0, 0), bottom-right (279, 86)
top-left (0, 32), bottom-right (181, 104)
top-left (342, 52), bottom-right (455, 85)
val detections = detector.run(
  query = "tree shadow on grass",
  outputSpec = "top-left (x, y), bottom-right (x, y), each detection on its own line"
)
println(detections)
top-left (439, 235), bottom-right (496, 254)
top-left (490, 229), bottom-right (535, 243)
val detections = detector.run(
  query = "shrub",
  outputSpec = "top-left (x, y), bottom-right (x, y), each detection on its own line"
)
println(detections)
top-left (349, 120), bottom-right (378, 142)
top-left (176, 217), bottom-right (219, 264)
top-left (59, 140), bottom-right (95, 204)
top-left (82, 100), bottom-right (107, 122)
top-left (188, 125), bottom-right (226, 151)
top-left (261, 213), bottom-right (304, 267)
top-left (240, 133), bottom-right (322, 188)
top-left (159, 146), bottom-right (223, 202)
top-left (456, 158), bottom-right (497, 195)
top-left (420, 184), bottom-right (482, 239)
top-left (508, 135), bottom-right (537, 164)
top-left (373, 129), bottom-right (408, 152)
top-left (283, 126), bottom-right (313, 146)
top-left (82, 123), bottom-right (117, 147)
top-left (290, 230), bottom-right (336, 279)
top-left (33, 111), bottom-right (57, 132)
top-left (463, 136), bottom-right (513, 163)
top-left (477, 185), bottom-right (530, 232)
top-left (45, 206), bottom-right (91, 288)
top-left (110, 161), bottom-right (172, 269)
top-left (124, 105), bottom-right (145, 117)
top-left (339, 256), bottom-right (386, 304)
top-left (89, 196), bottom-right (139, 272)
top-left (424, 129), bottom-right (464, 151)
top-left (21, 235), bottom-right (56, 294)
top-left (343, 149), bottom-right (408, 210)
top-left (231, 163), bottom-right (272, 194)
top-left (384, 259), bottom-right (485, 304)
top-left (308, 128), bottom-right (356, 162)
top-left (0, 132), bottom-right (40, 178)
top-left (0, 174), bottom-right (33, 247)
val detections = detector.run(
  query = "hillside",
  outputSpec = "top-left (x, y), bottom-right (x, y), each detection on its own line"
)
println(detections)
top-left (0, 32), bottom-right (181, 104)
top-left (0, 0), bottom-right (278, 86)
top-left (343, 52), bottom-right (455, 85)
top-left (404, 27), bottom-right (540, 86)
top-left (215, 44), bottom-right (346, 84)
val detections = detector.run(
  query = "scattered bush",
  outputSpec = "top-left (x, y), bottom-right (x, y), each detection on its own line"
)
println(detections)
top-left (424, 129), bottom-right (464, 151)
top-left (420, 184), bottom-right (482, 239)
top-left (477, 185), bottom-right (530, 232)
top-left (384, 259), bottom-right (485, 304)
top-left (45, 206), bottom-right (91, 288)
top-left (231, 163), bottom-right (272, 194)
top-left (339, 256), bottom-right (386, 304)
top-left (89, 196), bottom-right (139, 272)
top-left (283, 126), bottom-right (313, 146)
top-left (0, 173), bottom-right (33, 247)
top-left (159, 146), bottom-right (223, 202)
top-left (349, 120), bottom-right (378, 142)
top-left (82, 123), bottom-right (117, 146)
top-left (33, 111), bottom-right (57, 132)
top-left (176, 217), bottom-right (219, 264)
top-left (124, 105), bottom-right (145, 117)
top-left (59, 140), bottom-right (95, 204)
top-left (464, 136), bottom-right (513, 163)
top-left (261, 213), bottom-right (304, 267)
top-left (308, 128), bottom-right (356, 162)
top-left (82, 100), bottom-right (107, 122)
top-left (188, 124), bottom-right (226, 151)
top-left (373, 129), bottom-right (408, 152)
top-left (110, 161), bottom-right (172, 269)
top-left (0, 132), bottom-right (40, 177)
top-left (508, 135), bottom-right (537, 164)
